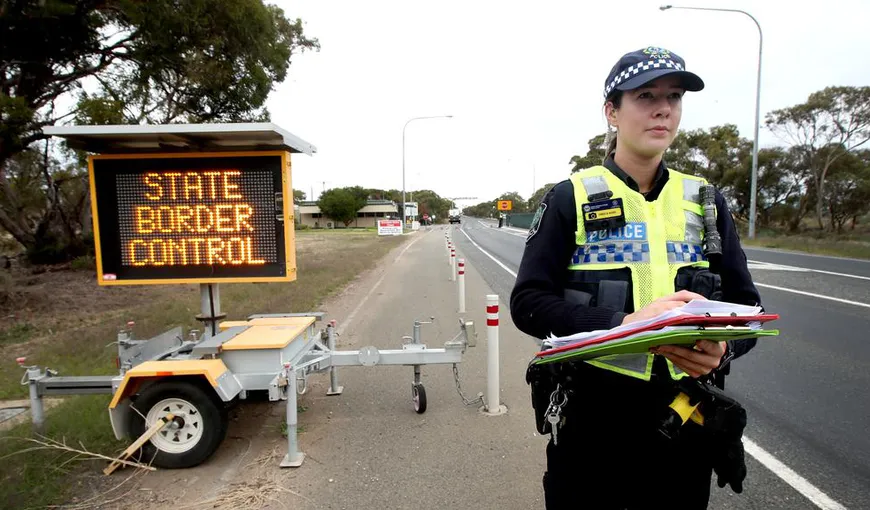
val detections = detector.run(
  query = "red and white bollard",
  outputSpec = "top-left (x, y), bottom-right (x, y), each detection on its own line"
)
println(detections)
top-left (447, 241), bottom-right (452, 266)
top-left (485, 295), bottom-right (506, 415)
top-left (450, 248), bottom-right (456, 281)
top-left (457, 259), bottom-right (466, 313)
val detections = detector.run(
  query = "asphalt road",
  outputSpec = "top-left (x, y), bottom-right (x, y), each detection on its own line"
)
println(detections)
top-left (452, 217), bottom-right (870, 510)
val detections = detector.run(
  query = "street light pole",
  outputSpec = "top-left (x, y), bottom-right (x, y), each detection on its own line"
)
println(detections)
top-left (660, 5), bottom-right (763, 239)
top-left (402, 115), bottom-right (453, 230)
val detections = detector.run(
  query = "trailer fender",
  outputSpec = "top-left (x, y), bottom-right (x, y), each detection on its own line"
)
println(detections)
top-left (107, 359), bottom-right (242, 440)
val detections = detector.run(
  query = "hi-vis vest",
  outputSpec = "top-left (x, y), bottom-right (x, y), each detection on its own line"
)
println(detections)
top-left (569, 166), bottom-right (710, 381)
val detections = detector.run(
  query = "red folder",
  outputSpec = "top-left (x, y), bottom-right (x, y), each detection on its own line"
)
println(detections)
top-left (535, 313), bottom-right (780, 358)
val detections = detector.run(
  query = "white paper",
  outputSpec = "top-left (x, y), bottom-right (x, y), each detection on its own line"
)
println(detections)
top-left (545, 299), bottom-right (763, 349)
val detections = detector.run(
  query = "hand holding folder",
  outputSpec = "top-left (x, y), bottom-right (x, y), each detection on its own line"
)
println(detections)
top-left (534, 300), bottom-right (779, 365)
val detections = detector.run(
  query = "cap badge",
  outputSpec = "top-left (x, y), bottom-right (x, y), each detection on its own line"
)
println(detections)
top-left (642, 47), bottom-right (671, 60)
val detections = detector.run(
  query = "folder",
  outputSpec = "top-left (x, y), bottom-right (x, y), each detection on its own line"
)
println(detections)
top-left (532, 300), bottom-right (780, 365)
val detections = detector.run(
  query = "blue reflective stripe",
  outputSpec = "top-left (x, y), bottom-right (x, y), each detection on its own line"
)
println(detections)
top-left (666, 242), bottom-right (706, 263)
top-left (571, 242), bottom-right (651, 265)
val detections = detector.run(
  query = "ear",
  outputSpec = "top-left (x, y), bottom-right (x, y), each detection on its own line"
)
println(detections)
top-left (604, 102), bottom-right (619, 128)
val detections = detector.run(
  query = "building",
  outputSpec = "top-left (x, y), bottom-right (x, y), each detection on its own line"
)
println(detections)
top-left (296, 200), bottom-right (399, 228)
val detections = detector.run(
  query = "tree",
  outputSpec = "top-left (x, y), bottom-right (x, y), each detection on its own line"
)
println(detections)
top-left (822, 150), bottom-right (870, 232)
top-left (766, 86), bottom-right (870, 230)
top-left (528, 183), bottom-right (557, 209)
top-left (463, 200), bottom-right (497, 218)
top-left (1, 0), bottom-right (319, 261)
top-left (317, 188), bottom-right (366, 227)
top-left (406, 189), bottom-right (452, 222)
top-left (293, 189), bottom-right (306, 204)
top-left (569, 134), bottom-right (607, 173)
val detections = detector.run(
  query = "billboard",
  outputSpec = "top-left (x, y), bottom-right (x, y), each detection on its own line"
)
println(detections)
top-left (89, 151), bottom-right (294, 285)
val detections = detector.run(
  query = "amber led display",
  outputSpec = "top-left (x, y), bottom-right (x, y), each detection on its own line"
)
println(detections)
top-left (90, 153), bottom-right (291, 285)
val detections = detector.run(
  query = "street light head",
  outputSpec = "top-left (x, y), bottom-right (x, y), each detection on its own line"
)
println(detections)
top-left (659, 5), bottom-right (672, 10)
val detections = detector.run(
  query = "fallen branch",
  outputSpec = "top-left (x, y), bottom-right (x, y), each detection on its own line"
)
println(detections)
top-left (0, 435), bottom-right (156, 471)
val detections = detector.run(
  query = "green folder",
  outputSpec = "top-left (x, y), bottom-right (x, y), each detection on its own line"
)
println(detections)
top-left (535, 328), bottom-right (780, 365)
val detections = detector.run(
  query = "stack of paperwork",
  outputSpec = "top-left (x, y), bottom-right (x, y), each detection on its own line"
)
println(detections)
top-left (533, 300), bottom-right (780, 365)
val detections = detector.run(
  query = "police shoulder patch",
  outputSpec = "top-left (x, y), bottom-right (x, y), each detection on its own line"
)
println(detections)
top-left (526, 202), bottom-right (547, 243)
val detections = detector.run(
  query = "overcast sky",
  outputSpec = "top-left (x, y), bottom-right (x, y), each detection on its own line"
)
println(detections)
top-left (267, 0), bottom-right (870, 208)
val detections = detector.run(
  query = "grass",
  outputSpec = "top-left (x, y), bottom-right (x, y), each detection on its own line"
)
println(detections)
top-left (739, 225), bottom-right (870, 260)
top-left (0, 323), bottom-right (36, 347)
top-left (0, 230), bottom-right (405, 509)
top-left (0, 395), bottom-right (124, 509)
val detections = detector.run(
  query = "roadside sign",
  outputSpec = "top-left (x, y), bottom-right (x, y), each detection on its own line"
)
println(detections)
top-left (89, 151), bottom-right (294, 285)
top-left (377, 219), bottom-right (403, 236)
top-left (497, 200), bottom-right (512, 211)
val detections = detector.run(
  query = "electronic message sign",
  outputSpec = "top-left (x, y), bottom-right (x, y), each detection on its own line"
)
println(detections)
top-left (89, 152), bottom-right (294, 285)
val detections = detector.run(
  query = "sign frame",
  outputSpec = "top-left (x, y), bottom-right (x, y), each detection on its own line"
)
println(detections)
top-left (497, 200), bottom-right (513, 211)
top-left (88, 150), bottom-right (295, 286)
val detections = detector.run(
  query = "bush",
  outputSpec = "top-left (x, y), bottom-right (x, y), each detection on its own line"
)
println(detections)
top-left (70, 255), bottom-right (96, 271)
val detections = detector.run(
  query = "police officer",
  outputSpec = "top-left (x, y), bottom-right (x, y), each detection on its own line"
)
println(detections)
top-left (511, 47), bottom-right (762, 509)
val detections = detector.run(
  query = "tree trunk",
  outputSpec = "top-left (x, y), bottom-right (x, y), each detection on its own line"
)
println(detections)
top-left (0, 153), bottom-right (39, 249)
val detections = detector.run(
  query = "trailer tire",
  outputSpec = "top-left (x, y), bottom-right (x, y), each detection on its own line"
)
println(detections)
top-left (128, 380), bottom-right (228, 469)
top-left (412, 383), bottom-right (427, 414)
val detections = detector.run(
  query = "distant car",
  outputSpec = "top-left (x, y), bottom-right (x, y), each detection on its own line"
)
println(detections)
top-left (448, 209), bottom-right (461, 224)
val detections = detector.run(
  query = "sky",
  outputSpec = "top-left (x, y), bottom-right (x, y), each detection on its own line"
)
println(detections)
top-left (266, 0), bottom-right (870, 208)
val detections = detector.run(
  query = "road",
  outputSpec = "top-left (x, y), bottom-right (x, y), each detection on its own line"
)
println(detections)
top-left (452, 216), bottom-right (870, 510)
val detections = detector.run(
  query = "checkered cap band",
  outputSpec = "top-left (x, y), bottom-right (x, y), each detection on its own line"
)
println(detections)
top-left (666, 242), bottom-right (706, 263)
top-left (572, 242), bottom-right (650, 264)
top-left (604, 58), bottom-right (685, 97)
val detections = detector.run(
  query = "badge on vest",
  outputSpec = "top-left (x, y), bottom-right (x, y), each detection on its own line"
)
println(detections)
top-left (587, 222), bottom-right (647, 243)
top-left (582, 197), bottom-right (627, 232)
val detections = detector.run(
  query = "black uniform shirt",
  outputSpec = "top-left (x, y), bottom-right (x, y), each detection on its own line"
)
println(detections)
top-left (510, 156), bottom-right (762, 360)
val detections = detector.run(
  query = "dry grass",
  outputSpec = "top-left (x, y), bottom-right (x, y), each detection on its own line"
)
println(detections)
top-left (176, 475), bottom-right (311, 510)
top-left (742, 231), bottom-right (870, 260)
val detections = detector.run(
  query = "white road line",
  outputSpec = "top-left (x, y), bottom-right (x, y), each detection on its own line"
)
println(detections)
top-left (748, 260), bottom-right (870, 281)
top-left (458, 227), bottom-right (518, 278)
top-left (744, 438), bottom-right (848, 510)
top-left (748, 261), bottom-right (811, 272)
top-left (336, 232), bottom-right (426, 336)
top-left (745, 245), bottom-right (870, 264)
top-left (475, 219), bottom-right (527, 238)
top-left (756, 283), bottom-right (870, 309)
top-left (459, 227), bottom-right (849, 510)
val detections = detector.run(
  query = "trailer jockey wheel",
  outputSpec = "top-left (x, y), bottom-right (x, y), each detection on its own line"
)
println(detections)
top-left (412, 383), bottom-right (427, 414)
top-left (129, 380), bottom-right (228, 468)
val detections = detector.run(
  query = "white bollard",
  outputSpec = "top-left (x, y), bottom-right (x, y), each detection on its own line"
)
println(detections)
top-left (485, 295), bottom-right (506, 415)
top-left (450, 248), bottom-right (456, 281)
top-left (447, 241), bottom-right (452, 266)
top-left (457, 259), bottom-right (466, 313)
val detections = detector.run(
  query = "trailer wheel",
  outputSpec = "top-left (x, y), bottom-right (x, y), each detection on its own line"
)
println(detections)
top-left (129, 380), bottom-right (228, 469)
top-left (412, 383), bottom-right (427, 414)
